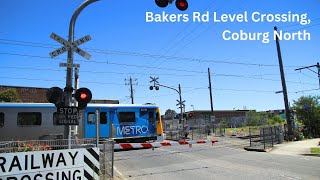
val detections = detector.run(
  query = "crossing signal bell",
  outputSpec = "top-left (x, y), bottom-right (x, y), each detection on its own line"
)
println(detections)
top-left (155, 0), bottom-right (188, 11)
top-left (75, 88), bottom-right (92, 110)
top-left (46, 87), bottom-right (65, 107)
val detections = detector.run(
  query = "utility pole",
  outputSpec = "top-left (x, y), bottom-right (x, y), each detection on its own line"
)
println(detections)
top-left (295, 62), bottom-right (320, 88)
top-left (125, 77), bottom-right (138, 104)
top-left (274, 26), bottom-right (294, 140)
top-left (208, 68), bottom-right (214, 126)
top-left (208, 68), bottom-right (214, 113)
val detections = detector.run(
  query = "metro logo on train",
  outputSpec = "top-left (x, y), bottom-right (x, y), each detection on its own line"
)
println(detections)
top-left (116, 125), bottom-right (149, 136)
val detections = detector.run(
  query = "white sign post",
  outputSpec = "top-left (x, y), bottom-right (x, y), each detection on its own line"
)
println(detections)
top-left (0, 148), bottom-right (100, 180)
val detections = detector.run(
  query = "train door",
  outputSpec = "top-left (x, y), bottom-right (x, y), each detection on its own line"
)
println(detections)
top-left (99, 109), bottom-right (110, 138)
top-left (147, 109), bottom-right (156, 135)
top-left (84, 109), bottom-right (110, 138)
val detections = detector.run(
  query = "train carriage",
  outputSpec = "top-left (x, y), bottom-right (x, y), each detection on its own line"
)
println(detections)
top-left (0, 103), bottom-right (164, 142)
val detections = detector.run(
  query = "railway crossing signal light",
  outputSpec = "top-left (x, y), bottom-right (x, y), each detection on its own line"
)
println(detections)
top-left (176, 0), bottom-right (188, 11)
top-left (155, 0), bottom-right (169, 7)
top-left (155, 0), bottom-right (188, 11)
top-left (75, 87), bottom-right (92, 110)
top-left (188, 112), bottom-right (193, 118)
top-left (149, 86), bottom-right (159, 90)
top-left (46, 87), bottom-right (65, 108)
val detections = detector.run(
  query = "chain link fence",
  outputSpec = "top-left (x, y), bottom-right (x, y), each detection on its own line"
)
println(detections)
top-left (164, 118), bottom-right (214, 141)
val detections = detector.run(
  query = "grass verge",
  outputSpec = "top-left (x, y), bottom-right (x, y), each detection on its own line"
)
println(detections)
top-left (310, 148), bottom-right (320, 154)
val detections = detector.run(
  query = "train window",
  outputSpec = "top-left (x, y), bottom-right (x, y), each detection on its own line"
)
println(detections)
top-left (140, 108), bottom-right (148, 117)
top-left (0, 112), bottom-right (4, 127)
top-left (148, 111), bottom-right (154, 121)
top-left (119, 112), bottom-right (135, 123)
top-left (17, 112), bottom-right (41, 126)
top-left (100, 112), bottom-right (107, 124)
top-left (87, 112), bottom-right (95, 124)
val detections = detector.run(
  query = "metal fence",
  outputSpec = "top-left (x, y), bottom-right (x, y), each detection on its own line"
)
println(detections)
top-left (99, 140), bottom-right (114, 180)
top-left (164, 119), bottom-right (213, 141)
top-left (249, 125), bottom-right (284, 149)
top-left (0, 139), bottom-right (96, 153)
top-left (0, 138), bottom-right (115, 179)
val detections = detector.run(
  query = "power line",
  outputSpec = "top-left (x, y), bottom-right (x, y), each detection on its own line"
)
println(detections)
top-left (0, 63), bottom-right (315, 86)
top-left (283, 23), bottom-right (320, 33)
top-left (0, 51), bottom-right (317, 86)
top-left (293, 88), bottom-right (320, 93)
top-left (278, 17), bottom-right (320, 29)
top-left (0, 39), bottom-right (303, 68)
top-left (0, 65), bottom-right (298, 77)
top-left (142, 0), bottom-right (248, 74)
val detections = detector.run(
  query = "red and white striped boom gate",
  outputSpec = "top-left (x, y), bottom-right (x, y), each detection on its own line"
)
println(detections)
top-left (114, 139), bottom-right (219, 150)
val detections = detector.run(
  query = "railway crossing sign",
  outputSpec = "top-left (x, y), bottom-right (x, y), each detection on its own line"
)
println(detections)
top-left (54, 106), bottom-right (80, 125)
top-left (59, 62), bottom-right (80, 68)
top-left (49, 32), bottom-right (91, 60)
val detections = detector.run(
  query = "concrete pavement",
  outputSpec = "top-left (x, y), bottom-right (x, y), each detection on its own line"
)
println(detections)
top-left (269, 138), bottom-right (320, 156)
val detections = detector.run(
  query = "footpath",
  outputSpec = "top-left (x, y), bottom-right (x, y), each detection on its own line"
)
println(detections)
top-left (269, 138), bottom-right (320, 156)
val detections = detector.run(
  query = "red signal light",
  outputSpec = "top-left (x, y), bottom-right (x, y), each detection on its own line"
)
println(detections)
top-left (176, 0), bottom-right (188, 11)
top-left (80, 93), bottom-right (87, 99)
top-left (75, 88), bottom-right (92, 110)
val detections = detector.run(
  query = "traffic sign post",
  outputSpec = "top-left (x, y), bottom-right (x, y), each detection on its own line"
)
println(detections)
top-left (55, 106), bottom-right (80, 125)
top-left (59, 62), bottom-right (80, 68)
top-left (48, 0), bottom-right (98, 148)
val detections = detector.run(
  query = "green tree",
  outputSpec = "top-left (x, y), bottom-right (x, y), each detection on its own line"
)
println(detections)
top-left (267, 115), bottom-right (286, 125)
top-left (0, 89), bottom-right (19, 102)
top-left (244, 111), bottom-right (268, 126)
top-left (292, 95), bottom-right (320, 137)
top-left (164, 109), bottom-right (176, 119)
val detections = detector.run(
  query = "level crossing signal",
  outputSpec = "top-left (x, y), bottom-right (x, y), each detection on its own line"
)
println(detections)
top-left (46, 87), bottom-right (65, 108)
top-left (47, 87), bottom-right (92, 110)
top-left (155, 0), bottom-right (188, 11)
top-left (75, 88), bottom-right (92, 110)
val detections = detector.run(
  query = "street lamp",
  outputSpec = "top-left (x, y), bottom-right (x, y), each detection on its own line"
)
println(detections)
top-left (191, 105), bottom-right (194, 111)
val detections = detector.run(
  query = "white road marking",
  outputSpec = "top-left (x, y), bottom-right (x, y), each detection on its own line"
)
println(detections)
top-left (114, 166), bottom-right (127, 180)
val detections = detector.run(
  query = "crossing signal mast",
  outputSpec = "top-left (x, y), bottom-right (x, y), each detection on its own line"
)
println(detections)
top-left (155, 0), bottom-right (188, 11)
top-left (46, 87), bottom-right (92, 110)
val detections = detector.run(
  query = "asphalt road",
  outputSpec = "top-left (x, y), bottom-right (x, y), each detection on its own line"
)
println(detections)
top-left (113, 137), bottom-right (320, 180)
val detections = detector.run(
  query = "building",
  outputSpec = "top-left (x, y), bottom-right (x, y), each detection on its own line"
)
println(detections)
top-left (0, 85), bottom-right (119, 104)
top-left (162, 109), bottom-right (250, 130)
top-left (0, 85), bottom-right (48, 103)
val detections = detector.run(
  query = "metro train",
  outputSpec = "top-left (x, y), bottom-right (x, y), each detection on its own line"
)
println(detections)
top-left (0, 103), bottom-right (164, 142)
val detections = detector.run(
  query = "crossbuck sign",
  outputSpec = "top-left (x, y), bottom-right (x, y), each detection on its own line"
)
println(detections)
top-left (49, 32), bottom-right (91, 60)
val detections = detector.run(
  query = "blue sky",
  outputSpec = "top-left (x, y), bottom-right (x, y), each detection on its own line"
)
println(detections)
top-left (0, 0), bottom-right (319, 113)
